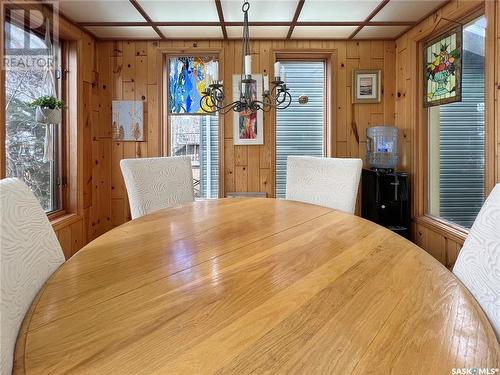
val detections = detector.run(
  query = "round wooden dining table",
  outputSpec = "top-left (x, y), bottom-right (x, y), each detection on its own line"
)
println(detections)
top-left (14, 198), bottom-right (499, 374)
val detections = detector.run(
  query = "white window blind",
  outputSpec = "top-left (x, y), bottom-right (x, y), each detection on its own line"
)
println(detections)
top-left (275, 61), bottom-right (326, 198)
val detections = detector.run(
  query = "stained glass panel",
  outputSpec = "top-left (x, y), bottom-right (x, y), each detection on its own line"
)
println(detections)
top-left (168, 56), bottom-right (216, 114)
top-left (424, 26), bottom-right (462, 107)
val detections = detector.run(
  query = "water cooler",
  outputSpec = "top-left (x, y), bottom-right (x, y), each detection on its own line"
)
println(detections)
top-left (361, 126), bottom-right (410, 238)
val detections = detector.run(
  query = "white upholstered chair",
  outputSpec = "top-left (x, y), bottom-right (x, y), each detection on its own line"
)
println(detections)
top-left (0, 178), bottom-right (65, 374)
top-left (453, 184), bottom-right (500, 339)
top-left (285, 156), bottom-right (363, 214)
top-left (120, 156), bottom-right (195, 219)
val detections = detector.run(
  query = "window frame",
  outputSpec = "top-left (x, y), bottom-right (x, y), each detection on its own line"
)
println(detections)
top-left (2, 17), bottom-right (68, 217)
top-left (274, 57), bottom-right (328, 198)
top-left (272, 51), bottom-right (336, 198)
top-left (47, 40), bottom-right (69, 220)
top-left (1, 1), bottom-right (87, 238)
top-left (161, 49), bottom-right (224, 198)
top-left (416, 6), bottom-right (492, 239)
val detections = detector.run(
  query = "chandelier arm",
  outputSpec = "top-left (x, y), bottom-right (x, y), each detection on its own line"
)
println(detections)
top-left (276, 91), bottom-right (289, 105)
top-left (275, 91), bottom-right (293, 109)
top-left (261, 95), bottom-right (272, 107)
top-left (253, 95), bottom-right (291, 111)
top-left (259, 89), bottom-right (292, 110)
top-left (209, 86), bottom-right (225, 101)
top-left (218, 100), bottom-right (245, 114)
top-left (200, 86), bottom-right (227, 112)
top-left (266, 83), bottom-right (289, 102)
top-left (266, 89), bottom-right (287, 105)
top-left (200, 95), bottom-right (245, 115)
top-left (200, 95), bottom-right (222, 113)
top-left (251, 100), bottom-right (272, 112)
top-left (200, 94), bottom-right (218, 111)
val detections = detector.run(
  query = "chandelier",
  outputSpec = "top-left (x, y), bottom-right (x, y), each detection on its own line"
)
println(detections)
top-left (200, 1), bottom-right (292, 114)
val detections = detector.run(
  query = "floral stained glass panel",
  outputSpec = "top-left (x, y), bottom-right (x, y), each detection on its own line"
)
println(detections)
top-left (424, 26), bottom-right (462, 107)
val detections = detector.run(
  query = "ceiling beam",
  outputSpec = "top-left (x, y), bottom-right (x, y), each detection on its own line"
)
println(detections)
top-left (78, 21), bottom-right (415, 27)
top-left (348, 0), bottom-right (390, 39)
top-left (214, 0), bottom-right (228, 39)
top-left (286, 0), bottom-right (305, 39)
top-left (129, 0), bottom-right (166, 40)
top-left (79, 22), bottom-right (151, 27)
top-left (296, 21), bottom-right (412, 26)
top-left (94, 37), bottom-right (407, 42)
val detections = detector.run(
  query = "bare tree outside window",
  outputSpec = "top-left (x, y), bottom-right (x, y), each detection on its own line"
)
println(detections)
top-left (4, 21), bottom-right (61, 212)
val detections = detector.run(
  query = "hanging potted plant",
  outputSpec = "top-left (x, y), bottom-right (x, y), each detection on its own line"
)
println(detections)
top-left (28, 95), bottom-right (65, 125)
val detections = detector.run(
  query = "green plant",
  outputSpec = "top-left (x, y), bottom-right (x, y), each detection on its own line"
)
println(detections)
top-left (28, 95), bottom-right (65, 109)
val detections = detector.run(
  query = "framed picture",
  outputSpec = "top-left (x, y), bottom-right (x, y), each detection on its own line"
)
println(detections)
top-left (423, 26), bottom-right (462, 107)
top-left (232, 74), bottom-right (264, 145)
top-left (112, 100), bottom-right (144, 141)
top-left (352, 69), bottom-right (381, 104)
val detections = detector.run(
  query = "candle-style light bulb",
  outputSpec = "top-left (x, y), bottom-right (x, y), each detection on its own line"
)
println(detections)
top-left (274, 61), bottom-right (281, 79)
top-left (263, 75), bottom-right (269, 92)
top-left (212, 61), bottom-right (219, 81)
top-left (244, 55), bottom-right (252, 76)
top-left (205, 63), bottom-right (210, 89)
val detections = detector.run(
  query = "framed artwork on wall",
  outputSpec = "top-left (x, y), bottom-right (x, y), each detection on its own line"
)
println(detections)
top-left (423, 26), bottom-right (462, 107)
top-left (112, 100), bottom-right (144, 141)
top-left (232, 74), bottom-right (264, 145)
top-left (352, 69), bottom-right (381, 104)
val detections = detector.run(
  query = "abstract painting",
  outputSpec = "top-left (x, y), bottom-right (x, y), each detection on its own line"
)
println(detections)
top-left (352, 69), bottom-right (381, 104)
top-left (112, 100), bottom-right (144, 141)
top-left (169, 57), bottom-right (214, 114)
top-left (232, 74), bottom-right (263, 145)
top-left (424, 26), bottom-right (462, 107)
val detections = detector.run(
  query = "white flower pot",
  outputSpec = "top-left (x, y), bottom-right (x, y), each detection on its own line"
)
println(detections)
top-left (36, 107), bottom-right (62, 124)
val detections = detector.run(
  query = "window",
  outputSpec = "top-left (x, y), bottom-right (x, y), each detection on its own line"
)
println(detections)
top-left (275, 60), bottom-right (326, 198)
top-left (427, 16), bottom-right (486, 229)
top-left (167, 56), bottom-right (219, 198)
top-left (4, 20), bottom-right (64, 213)
top-left (170, 115), bottom-right (219, 198)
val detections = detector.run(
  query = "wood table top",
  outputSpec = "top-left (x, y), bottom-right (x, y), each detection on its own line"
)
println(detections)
top-left (14, 198), bottom-right (500, 374)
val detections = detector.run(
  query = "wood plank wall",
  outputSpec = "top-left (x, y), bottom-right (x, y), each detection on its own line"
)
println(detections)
top-left (49, 19), bottom-right (97, 259)
top-left (394, 0), bottom-right (499, 268)
top-left (92, 39), bottom-right (396, 230)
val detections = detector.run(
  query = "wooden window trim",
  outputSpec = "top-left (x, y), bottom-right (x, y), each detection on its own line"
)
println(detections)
top-left (48, 40), bottom-right (73, 221)
top-left (47, 41), bottom-right (68, 220)
top-left (273, 51), bottom-right (336, 159)
top-left (160, 47), bottom-right (225, 198)
top-left (49, 38), bottom-right (81, 224)
top-left (1, 1), bottom-right (86, 234)
top-left (414, 5), bottom-right (489, 240)
top-left (273, 50), bottom-right (336, 198)
top-left (416, 215), bottom-right (468, 244)
top-left (1, 17), bottom-right (68, 218)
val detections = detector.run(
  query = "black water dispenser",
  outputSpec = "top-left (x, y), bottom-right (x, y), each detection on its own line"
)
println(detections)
top-left (361, 169), bottom-right (410, 238)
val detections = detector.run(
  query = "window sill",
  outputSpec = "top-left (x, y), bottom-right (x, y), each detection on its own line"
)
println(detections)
top-left (415, 215), bottom-right (468, 244)
top-left (50, 213), bottom-right (81, 231)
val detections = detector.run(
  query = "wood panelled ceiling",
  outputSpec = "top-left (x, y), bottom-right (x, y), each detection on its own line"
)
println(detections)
top-left (59, 0), bottom-right (449, 40)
